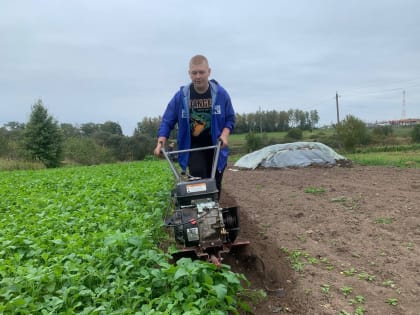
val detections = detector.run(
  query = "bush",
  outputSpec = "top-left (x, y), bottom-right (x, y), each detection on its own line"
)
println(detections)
top-left (372, 125), bottom-right (393, 137)
top-left (411, 124), bottom-right (420, 143)
top-left (316, 133), bottom-right (342, 150)
top-left (245, 132), bottom-right (269, 152)
top-left (63, 137), bottom-right (115, 165)
top-left (336, 115), bottom-right (370, 152)
top-left (286, 128), bottom-right (303, 141)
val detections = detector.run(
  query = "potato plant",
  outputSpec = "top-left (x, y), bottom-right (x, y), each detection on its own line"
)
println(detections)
top-left (0, 162), bottom-right (248, 314)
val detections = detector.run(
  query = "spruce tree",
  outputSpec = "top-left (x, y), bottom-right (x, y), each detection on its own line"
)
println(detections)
top-left (24, 99), bottom-right (63, 167)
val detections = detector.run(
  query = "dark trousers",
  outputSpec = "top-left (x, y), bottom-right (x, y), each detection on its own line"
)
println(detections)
top-left (188, 149), bottom-right (224, 192)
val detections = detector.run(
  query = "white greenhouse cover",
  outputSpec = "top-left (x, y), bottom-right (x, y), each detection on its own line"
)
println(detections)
top-left (234, 142), bottom-right (348, 169)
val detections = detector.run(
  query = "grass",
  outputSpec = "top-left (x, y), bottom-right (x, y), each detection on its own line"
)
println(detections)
top-left (0, 158), bottom-right (45, 171)
top-left (346, 151), bottom-right (420, 168)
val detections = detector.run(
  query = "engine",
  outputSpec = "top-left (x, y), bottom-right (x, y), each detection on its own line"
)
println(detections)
top-left (165, 177), bottom-right (239, 248)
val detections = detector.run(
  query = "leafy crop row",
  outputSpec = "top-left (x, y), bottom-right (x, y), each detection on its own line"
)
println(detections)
top-left (0, 162), bottom-right (249, 314)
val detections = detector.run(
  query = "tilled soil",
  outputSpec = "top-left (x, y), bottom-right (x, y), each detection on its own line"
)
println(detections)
top-left (220, 165), bottom-right (420, 315)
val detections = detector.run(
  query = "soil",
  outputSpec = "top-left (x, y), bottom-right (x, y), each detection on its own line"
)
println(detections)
top-left (219, 164), bottom-right (420, 315)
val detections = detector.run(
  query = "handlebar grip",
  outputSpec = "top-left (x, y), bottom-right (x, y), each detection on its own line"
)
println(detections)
top-left (218, 138), bottom-right (224, 147)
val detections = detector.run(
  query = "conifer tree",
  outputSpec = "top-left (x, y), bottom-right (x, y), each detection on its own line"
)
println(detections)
top-left (24, 99), bottom-right (63, 167)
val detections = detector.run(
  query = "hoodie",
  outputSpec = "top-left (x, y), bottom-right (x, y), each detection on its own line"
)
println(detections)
top-left (158, 79), bottom-right (235, 172)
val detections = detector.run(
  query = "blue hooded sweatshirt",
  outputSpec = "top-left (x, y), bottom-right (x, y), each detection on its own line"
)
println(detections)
top-left (158, 79), bottom-right (235, 172)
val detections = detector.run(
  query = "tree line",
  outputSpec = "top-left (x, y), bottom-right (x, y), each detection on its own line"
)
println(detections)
top-left (0, 99), bottom-right (321, 168)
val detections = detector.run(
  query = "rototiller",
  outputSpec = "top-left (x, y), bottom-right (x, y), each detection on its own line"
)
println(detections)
top-left (160, 140), bottom-right (249, 268)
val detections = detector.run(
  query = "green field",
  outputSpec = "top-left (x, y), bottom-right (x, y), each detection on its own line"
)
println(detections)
top-left (0, 162), bottom-right (254, 314)
top-left (345, 150), bottom-right (420, 168)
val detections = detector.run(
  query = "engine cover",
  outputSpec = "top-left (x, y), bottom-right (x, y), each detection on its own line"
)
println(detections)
top-left (174, 177), bottom-right (219, 206)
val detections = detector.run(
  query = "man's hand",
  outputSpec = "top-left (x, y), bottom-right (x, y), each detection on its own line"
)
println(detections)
top-left (219, 134), bottom-right (228, 148)
top-left (219, 128), bottom-right (230, 148)
top-left (153, 137), bottom-right (167, 156)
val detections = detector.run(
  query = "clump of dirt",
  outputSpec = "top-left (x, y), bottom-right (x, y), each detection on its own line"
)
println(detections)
top-left (220, 165), bottom-right (420, 315)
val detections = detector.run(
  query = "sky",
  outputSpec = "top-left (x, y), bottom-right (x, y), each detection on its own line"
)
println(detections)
top-left (1, 0), bottom-right (420, 135)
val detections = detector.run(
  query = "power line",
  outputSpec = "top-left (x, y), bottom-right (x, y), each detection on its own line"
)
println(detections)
top-left (343, 77), bottom-right (420, 94)
top-left (342, 87), bottom-right (404, 98)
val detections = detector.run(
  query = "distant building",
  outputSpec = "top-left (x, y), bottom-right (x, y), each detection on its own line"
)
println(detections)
top-left (371, 118), bottom-right (420, 127)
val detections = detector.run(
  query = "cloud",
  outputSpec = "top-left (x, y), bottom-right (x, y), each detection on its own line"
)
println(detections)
top-left (1, 0), bottom-right (420, 134)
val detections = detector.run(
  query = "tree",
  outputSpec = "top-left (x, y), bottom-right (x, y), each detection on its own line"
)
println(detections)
top-left (60, 123), bottom-right (81, 139)
top-left (0, 122), bottom-right (26, 159)
top-left (335, 115), bottom-right (369, 152)
top-left (100, 121), bottom-right (123, 136)
top-left (24, 99), bottom-right (63, 168)
top-left (80, 122), bottom-right (100, 136)
top-left (309, 110), bottom-right (320, 130)
top-left (63, 137), bottom-right (114, 165)
top-left (135, 117), bottom-right (161, 138)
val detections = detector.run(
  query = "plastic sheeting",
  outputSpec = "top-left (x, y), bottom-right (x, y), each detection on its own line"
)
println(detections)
top-left (234, 142), bottom-right (348, 169)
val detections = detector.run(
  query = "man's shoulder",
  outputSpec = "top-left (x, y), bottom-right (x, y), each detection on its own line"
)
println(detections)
top-left (210, 79), bottom-right (226, 93)
top-left (177, 83), bottom-right (191, 97)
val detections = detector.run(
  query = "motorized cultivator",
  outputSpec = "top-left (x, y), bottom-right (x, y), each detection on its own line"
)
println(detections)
top-left (161, 141), bottom-right (249, 268)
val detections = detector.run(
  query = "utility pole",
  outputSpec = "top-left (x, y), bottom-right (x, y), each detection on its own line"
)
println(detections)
top-left (402, 90), bottom-right (406, 119)
top-left (259, 106), bottom-right (262, 133)
top-left (335, 91), bottom-right (340, 125)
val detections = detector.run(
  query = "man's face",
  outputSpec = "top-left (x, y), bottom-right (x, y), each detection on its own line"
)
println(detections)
top-left (189, 62), bottom-right (211, 93)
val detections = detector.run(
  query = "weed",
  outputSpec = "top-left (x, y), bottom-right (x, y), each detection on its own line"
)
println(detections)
top-left (255, 184), bottom-right (263, 191)
top-left (358, 272), bottom-right (376, 282)
top-left (319, 257), bottom-right (335, 270)
top-left (281, 247), bottom-right (307, 272)
top-left (354, 306), bottom-right (367, 314)
top-left (307, 257), bottom-right (319, 265)
top-left (406, 242), bottom-right (414, 250)
top-left (304, 186), bottom-right (325, 194)
top-left (385, 298), bottom-right (398, 306)
top-left (340, 286), bottom-right (353, 297)
top-left (382, 280), bottom-right (395, 288)
top-left (296, 234), bottom-right (307, 242)
top-left (292, 261), bottom-right (306, 272)
top-left (375, 217), bottom-right (393, 224)
top-left (349, 295), bottom-right (365, 305)
top-left (331, 196), bottom-right (347, 203)
top-left (341, 267), bottom-right (357, 277)
top-left (320, 257), bottom-right (329, 264)
top-left (321, 284), bottom-right (330, 295)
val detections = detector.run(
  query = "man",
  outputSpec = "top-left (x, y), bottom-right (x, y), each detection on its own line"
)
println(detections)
top-left (154, 55), bottom-right (235, 193)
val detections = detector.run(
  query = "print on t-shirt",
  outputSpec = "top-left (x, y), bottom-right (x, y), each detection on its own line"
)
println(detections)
top-left (189, 85), bottom-right (212, 145)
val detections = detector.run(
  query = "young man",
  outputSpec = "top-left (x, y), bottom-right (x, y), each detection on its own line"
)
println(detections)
top-left (153, 55), bottom-right (235, 193)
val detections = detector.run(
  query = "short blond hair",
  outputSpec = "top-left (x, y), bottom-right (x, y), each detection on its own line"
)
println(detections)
top-left (189, 55), bottom-right (209, 67)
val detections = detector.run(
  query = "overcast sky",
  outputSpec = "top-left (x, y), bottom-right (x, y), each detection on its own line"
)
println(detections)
top-left (1, 0), bottom-right (420, 135)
